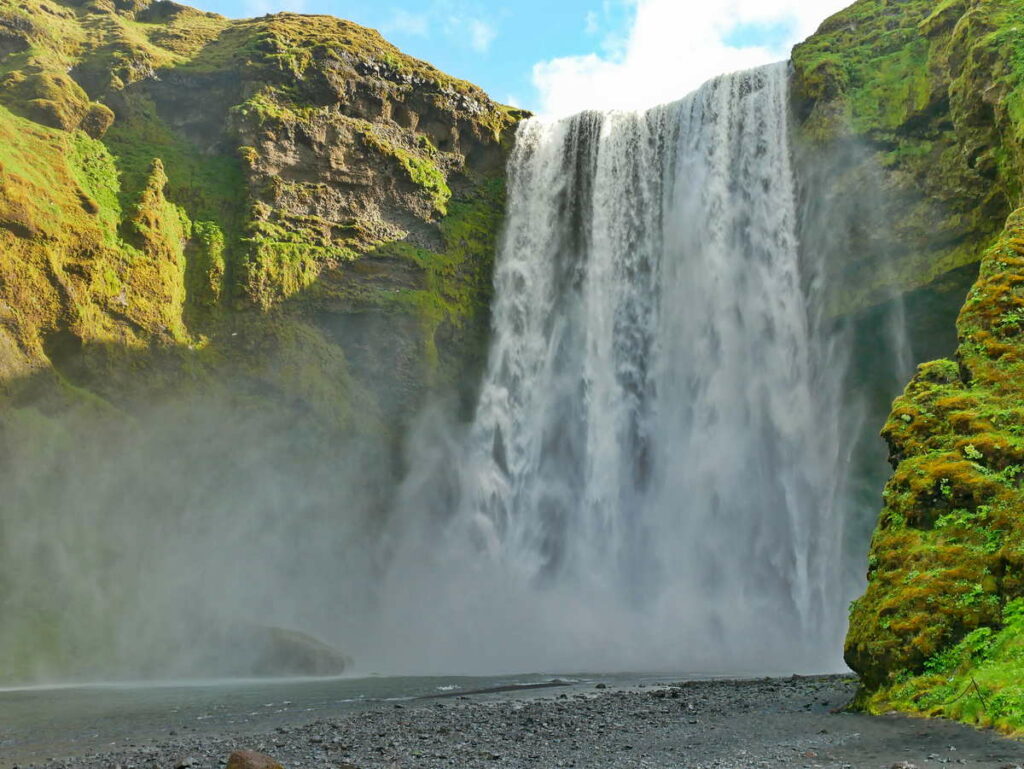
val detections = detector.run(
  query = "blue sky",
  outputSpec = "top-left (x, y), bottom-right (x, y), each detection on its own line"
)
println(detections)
top-left (186, 0), bottom-right (852, 115)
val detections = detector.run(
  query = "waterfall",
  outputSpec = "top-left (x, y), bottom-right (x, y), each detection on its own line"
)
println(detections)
top-left (0, 63), bottom-right (871, 683)
top-left (368, 62), bottom-right (852, 674)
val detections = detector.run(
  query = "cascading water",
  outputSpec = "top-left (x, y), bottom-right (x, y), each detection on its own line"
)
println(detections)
top-left (0, 62), bottom-right (911, 684)
top-left (364, 62), bottom-right (855, 674)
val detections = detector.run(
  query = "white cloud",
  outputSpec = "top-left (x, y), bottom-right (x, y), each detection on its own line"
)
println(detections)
top-left (533, 0), bottom-right (852, 117)
top-left (383, 9), bottom-right (430, 37)
top-left (386, 3), bottom-right (498, 55)
top-left (465, 18), bottom-right (497, 53)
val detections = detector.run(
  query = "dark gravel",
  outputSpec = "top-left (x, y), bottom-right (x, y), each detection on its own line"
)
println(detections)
top-left (18, 675), bottom-right (1024, 769)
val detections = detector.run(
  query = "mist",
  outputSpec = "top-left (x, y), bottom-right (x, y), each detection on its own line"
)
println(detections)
top-left (0, 62), bottom-right (969, 686)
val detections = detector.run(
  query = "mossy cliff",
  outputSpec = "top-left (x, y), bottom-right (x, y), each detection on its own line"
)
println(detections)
top-left (846, 209), bottom-right (1024, 734)
top-left (792, 0), bottom-right (1024, 732)
top-left (792, 0), bottom-right (1024, 317)
top-left (0, 0), bottom-right (523, 681)
top-left (0, 0), bottom-right (524, 435)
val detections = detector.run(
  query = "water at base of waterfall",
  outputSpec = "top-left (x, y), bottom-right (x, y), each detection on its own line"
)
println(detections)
top-left (1, 672), bottom-right (737, 766)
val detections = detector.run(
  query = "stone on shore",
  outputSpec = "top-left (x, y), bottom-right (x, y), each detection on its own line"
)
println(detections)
top-left (226, 750), bottom-right (284, 769)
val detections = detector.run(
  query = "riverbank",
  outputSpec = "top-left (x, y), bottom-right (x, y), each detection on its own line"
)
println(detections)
top-left (10, 675), bottom-right (1024, 769)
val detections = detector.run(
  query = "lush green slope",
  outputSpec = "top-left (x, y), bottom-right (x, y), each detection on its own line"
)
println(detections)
top-left (0, 0), bottom-right (523, 427)
top-left (793, 0), bottom-right (1024, 733)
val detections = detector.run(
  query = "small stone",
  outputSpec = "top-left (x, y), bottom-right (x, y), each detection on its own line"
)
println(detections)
top-left (227, 750), bottom-right (285, 769)
top-left (595, 683), bottom-right (607, 690)
top-left (890, 763), bottom-right (918, 769)
top-left (175, 759), bottom-right (196, 769)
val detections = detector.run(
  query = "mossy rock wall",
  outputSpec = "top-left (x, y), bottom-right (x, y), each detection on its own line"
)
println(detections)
top-left (0, 0), bottom-right (522, 682)
top-left (792, 0), bottom-right (1024, 317)
top-left (847, 208), bottom-right (1024, 734)
top-left (0, 0), bottom-right (524, 431)
top-left (807, 0), bottom-right (1024, 734)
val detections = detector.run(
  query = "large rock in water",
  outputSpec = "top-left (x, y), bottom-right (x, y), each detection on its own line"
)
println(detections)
top-left (248, 627), bottom-right (352, 677)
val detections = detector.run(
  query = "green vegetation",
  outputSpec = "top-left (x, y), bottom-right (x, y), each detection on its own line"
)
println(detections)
top-left (848, 208), bottom-right (1024, 733)
top-left (788, 0), bottom-right (1024, 734)
top-left (791, 0), bottom-right (1024, 316)
top-left (869, 597), bottom-right (1024, 736)
top-left (360, 126), bottom-right (452, 215)
top-left (0, 0), bottom-right (522, 438)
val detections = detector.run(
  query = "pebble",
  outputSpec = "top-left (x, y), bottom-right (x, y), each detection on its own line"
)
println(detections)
top-left (19, 676), bottom-right (1024, 769)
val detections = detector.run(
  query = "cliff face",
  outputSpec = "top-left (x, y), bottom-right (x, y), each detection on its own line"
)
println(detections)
top-left (792, 0), bottom-right (1024, 733)
top-left (791, 0), bottom-right (1024, 317)
top-left (0, 0), bottom-right (523, 430)
top-left (0, 0), bottom-right (523, 682)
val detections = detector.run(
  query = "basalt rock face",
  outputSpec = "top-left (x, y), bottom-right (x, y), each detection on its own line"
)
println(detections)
top-left (0, 0), bottom-right (523, 430)
top-left (0, 0), bottom-right (522, 682)
top-left (794, 0), bottom-right (1024, 733)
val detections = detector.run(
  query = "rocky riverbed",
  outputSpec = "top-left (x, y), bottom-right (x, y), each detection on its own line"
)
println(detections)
top-left (14, 676), bottom-right (1024, 769)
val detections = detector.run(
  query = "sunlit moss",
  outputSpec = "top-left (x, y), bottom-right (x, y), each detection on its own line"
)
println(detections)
top-left (849, 208), bottom-right (1024, 733)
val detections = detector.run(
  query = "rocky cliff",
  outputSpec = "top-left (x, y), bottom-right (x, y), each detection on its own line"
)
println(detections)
top-left (6, 0), bottom-right (1024, 709)
top-left (0, 0), bottom-right (523, 681)
top-left (792, 0), bottom-right (1024, 734)
top-left (0, 0), bottom-right (523, 430)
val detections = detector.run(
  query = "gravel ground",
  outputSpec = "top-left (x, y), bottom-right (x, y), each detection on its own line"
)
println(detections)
top-left (18, 675), bottom-right (1024, 769)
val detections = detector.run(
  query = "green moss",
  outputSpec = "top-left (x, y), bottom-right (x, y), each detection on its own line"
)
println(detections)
top-left (301, 175), bottom-right (506, 383)
top-left (121, 158), bottom-right (190, 339)
top-left (187, 220), bottom-right (226, 307)
top-left (0, 0), bottom-right (520, 473)
top-left (867, 598), bottom-right (1024, 735)
top-left (849, 208), bottom-right (1024, 733)
top-left (792, 0), bottom-right (1024, 315)
top-left (360, 127), bottom-right (452, 215)
top-left (792, 0), bottom-right (937, 138)
top-left (66, 131), bottom-right (122, 239)
top-left (102, 94), bottom-right (245, 224)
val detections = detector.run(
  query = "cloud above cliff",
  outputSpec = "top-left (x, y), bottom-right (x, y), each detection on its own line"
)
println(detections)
top-left (532, 0), bottom-right (852, 117)
top-left (382, 2), bottom-right (498, 54)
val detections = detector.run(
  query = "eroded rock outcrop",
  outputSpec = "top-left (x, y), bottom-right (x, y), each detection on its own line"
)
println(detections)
top-left (0, 0), bottom-right (524, 428)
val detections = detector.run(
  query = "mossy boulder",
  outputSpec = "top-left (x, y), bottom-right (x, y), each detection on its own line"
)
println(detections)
top-left (847, 208), bottom-right (1024, 731)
